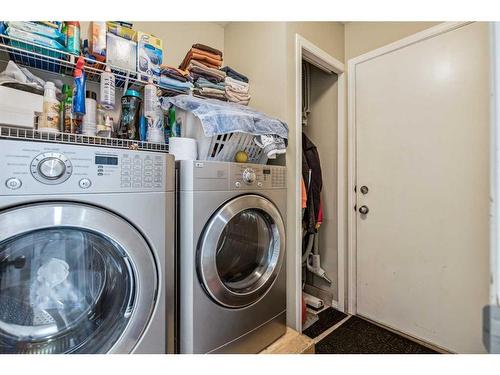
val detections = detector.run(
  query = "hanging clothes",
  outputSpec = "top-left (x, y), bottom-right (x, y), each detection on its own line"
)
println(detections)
top-left (301, 178), bottom-right (308, 210)
top-left (302, 133), bottom-right (323, 234)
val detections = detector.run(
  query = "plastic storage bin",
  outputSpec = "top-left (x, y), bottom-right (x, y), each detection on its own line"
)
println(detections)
top-left (175, 108), bottom-right (267, 164)
top-left (0, 32), bottom-right (68, 73)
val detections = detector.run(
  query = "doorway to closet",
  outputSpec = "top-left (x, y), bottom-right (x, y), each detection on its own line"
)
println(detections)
top-left (292, 35), bottom-right (346, 336)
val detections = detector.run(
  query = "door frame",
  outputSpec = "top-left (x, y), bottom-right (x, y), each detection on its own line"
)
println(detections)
top-left (294, 34), bottom-right (346, 329)
top-left (346, 21), bottom-right (474, 314)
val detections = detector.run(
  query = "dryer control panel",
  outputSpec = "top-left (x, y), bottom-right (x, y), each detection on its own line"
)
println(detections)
top-left (230, 163), bottom-right (287, 190)
top-left (179, 160), bottom-right (287, 191)
top-left (1, 140), bottom-right (175, 195)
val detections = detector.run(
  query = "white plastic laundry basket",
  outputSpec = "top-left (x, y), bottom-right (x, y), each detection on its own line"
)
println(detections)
top-left (174, 108), bottom-right (267, 164)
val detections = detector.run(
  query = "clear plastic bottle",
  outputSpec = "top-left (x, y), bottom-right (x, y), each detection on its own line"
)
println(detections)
top-left (38, 81), bottom-right (60, 133)
top-left (143, 79), bottom-right (158, 119)
top-left (82, 91), bottom-right (97, 136)
top-left (100, 66), bottom-right (115, 110)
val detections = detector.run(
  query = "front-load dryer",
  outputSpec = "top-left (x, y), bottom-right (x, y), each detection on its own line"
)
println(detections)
top-left (177, 160), bottom-right (287, 353)
top-left (0, 139), bottom-right (175, 354)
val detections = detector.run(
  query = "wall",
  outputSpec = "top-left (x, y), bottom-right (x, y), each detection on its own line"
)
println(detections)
top-left (303, 64), bottom-right (339, 302)
top-left (80, 22), bottom-right (225, 68)
top-left (344, 22), bottom-right (441, 60)
top-left (223, 22), bottom-right (287, 119)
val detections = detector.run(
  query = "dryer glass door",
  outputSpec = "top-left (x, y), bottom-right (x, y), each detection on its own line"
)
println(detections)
top-left (198, 195), bottom-right (285, 308)
top-left (0, 203), bottom-right (157, 354)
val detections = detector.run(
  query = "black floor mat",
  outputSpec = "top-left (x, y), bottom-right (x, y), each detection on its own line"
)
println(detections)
top-left (315, 316), bottom-right (439, 354)
top-left (303, 308), bottom-right (348, 339)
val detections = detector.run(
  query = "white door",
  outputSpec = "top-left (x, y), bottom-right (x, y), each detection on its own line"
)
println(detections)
top-left (354, 22), bottom-right (490, 353)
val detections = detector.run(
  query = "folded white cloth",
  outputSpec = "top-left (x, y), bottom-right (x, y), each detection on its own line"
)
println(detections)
top-left (225, 76), bottom-right (250, 93)
top-left (225, 88), bottom-right (251, 103)
top-left (225, 76), bottom-right (250, 105)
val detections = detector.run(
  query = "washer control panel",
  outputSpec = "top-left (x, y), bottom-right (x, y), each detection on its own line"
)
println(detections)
top-left (1, 140), bottom-right (174, 195)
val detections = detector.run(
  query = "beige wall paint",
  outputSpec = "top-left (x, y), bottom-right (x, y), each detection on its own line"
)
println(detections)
top-left (224, 22), bottom-right (287, 119)
top-left (345, 22), bottom-right (441, 60)
top-left (79, 22), bottom-right (225, 68)
top-left (287, 22), bottom-right (345, 63)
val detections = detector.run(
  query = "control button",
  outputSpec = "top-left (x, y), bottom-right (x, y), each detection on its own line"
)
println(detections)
top-left (5, 178), bottom-right (22, 190)
top-left (79, 178), bottom-right (92, 189)
top-left (235, 181), bottom-right (241, 188)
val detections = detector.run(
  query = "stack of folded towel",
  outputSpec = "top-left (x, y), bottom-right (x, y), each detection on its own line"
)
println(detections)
top-left (194, 76), bottom-right (226, 100)
top-left (221, 66), bottom-right (251, 105)
top-left (159, 65), bottom-right (193, 94)
top-left (180, 43), bottom-right (223, 70)
top-left (180, 44), bottom-right (228, 100)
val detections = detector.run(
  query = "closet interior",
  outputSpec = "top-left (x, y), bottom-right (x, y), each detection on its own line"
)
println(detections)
top-left (301, 60), bottom-right (340, 330)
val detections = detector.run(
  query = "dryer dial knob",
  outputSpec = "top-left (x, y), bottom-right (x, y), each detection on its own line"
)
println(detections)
top-left (242, 168), bottom-right (256, 184)
top-left (39, 157), bottom-right (66, 179)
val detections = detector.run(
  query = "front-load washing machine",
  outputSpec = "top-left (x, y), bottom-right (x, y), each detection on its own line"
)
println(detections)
top-left (0, 139), bottom-right (175, 354)
top-left (177, 160), bottom-right (287, 353)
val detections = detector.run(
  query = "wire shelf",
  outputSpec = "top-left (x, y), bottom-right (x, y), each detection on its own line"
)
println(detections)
top-left (0, 34), bottom-right (183, 96)
top-left (0, 126), bottom-right (169, 153)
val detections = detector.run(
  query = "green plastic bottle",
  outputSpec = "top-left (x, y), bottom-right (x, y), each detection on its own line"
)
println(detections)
top-left (62, 84), bottom-right (76, 133)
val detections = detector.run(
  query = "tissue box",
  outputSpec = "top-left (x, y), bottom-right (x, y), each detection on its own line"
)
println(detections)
top-left (136, 31), bottom-right (163, 79)
top-left (0, 86), bottom-right (43, 129)
top-left (106, 32), bottom-right (137, 72)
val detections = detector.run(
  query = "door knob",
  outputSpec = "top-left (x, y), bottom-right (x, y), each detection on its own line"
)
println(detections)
top-left (360, 185), bottom-right (369, 194)
top-left (359, 205), bottom-right (369, 215)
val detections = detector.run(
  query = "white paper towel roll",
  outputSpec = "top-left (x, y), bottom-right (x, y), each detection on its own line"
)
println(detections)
top-left (169, 137), bottom-right (198, 160)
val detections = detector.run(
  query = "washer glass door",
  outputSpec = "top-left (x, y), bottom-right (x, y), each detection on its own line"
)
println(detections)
top-left (198, 195), bottom-right (285, 308)
top-left (0, 203), bottom-right (157, 354)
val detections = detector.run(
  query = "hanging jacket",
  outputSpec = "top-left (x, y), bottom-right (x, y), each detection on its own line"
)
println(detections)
top-left (302, 133), bottom-right (323, 234)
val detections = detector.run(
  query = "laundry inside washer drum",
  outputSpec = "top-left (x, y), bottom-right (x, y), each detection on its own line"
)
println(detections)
top-left (0, 228), bottom-right (135, 354)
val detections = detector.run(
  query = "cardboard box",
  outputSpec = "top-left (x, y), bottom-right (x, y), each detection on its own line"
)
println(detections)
top-left (107, 22), bottom-right (136, 41)
top-left (0, 86), bottom-right (43, 128)
top-left (136, 31), bottom-right (163, 79)
top-left (106, 32), bottom-right (137, 72)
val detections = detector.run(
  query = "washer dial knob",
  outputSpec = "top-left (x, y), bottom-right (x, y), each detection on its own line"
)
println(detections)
top-left (31, 153), bottom-right (72, 184)
top-left (242, 168), bottom-right (256, 184)
top-left (39, 157), bottom-right (66, 179)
